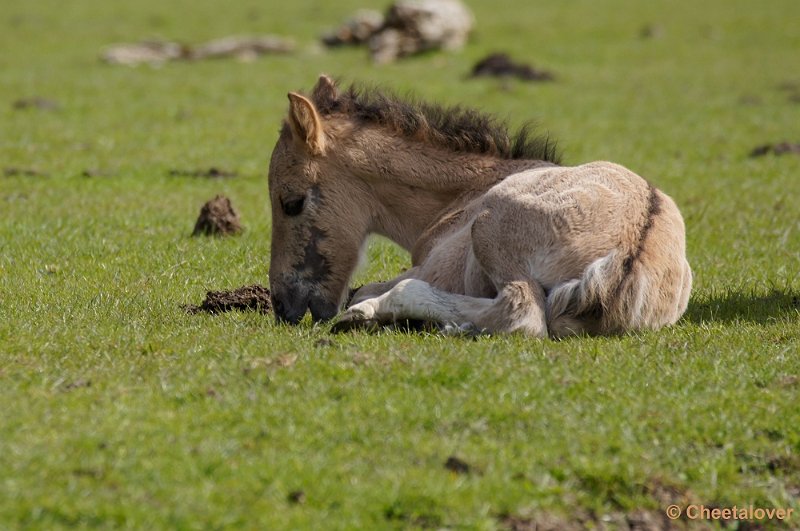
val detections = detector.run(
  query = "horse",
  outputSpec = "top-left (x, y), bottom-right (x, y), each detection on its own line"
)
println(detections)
top-left (267, 75), bottom-right (692, 337)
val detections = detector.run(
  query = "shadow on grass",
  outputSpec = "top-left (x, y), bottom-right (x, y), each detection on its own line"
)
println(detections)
top-left (684, 289), bottom-right (800, 325)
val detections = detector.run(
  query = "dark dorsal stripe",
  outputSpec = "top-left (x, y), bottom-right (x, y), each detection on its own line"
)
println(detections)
top-left (310, 83), bottom-right (561, 164)
top-left (622, 184), bottom-right (661, 277)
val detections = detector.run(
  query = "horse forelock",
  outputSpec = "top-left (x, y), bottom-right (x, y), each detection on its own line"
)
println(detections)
top-left (309, 83), bottom-right (561, 164)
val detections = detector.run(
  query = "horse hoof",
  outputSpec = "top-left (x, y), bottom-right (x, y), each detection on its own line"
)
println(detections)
top-left (331, 308), bottom-right (380, 334)
top-left (330, 317), bottom-right (381, 334)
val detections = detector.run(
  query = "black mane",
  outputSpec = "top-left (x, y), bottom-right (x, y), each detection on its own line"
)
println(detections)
top-left (311, 83), bottom-right (561, 164)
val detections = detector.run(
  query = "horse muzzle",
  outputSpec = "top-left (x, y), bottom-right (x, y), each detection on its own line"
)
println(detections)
top-left (271, 285), bottom-right (339, 324)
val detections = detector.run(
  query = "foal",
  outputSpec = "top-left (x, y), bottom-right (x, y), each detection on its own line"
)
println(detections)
top-left (268, 75), bottom-right (692, 337)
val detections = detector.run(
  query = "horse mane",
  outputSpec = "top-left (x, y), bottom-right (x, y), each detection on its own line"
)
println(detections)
top-left (310, 83), bottom-right (561, 164)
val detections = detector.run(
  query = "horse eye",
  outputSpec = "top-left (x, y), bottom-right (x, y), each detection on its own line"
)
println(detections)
top-left (281, 196), bottom-right (305, 217)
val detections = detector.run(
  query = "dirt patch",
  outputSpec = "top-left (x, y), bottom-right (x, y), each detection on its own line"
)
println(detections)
top-left (498, 513), bottom-right (583, 531)
top-left (3, 167), bottom-right (48, 177)
top-left (191, 195), bottom-right (242, 236)
top-left (498, 510), bottom-right (684, 531)
top-left (470, 53), bottom-right (555, 82)
top-left (12, 97), bottom-right (60, 111)
top-left (170, 167), bottom-right (238, 178)
top-left (501, 477), bottom-right (695, 530)
top-left (184, 285), bottom-right (271, 315)
top-left (643, 477), bottom-right (696, 508)
top-left (749, 142), bottom-right (800, 157)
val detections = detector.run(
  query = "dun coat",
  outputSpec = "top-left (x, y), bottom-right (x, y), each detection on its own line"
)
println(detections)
top-left (268, 75), bottom-right (692, 337)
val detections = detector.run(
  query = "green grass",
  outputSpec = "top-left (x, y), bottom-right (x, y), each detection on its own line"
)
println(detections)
top-left (2, 0), bottom-right (799, 528)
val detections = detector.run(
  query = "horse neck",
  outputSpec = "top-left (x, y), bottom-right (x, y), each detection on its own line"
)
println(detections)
top-left (333, 126), bottom-right (554, 250)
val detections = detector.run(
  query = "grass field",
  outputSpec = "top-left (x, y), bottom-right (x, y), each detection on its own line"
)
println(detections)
top-left (2, 0), bottom-right (799, 528)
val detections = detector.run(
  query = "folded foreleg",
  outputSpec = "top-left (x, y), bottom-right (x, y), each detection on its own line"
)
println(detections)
top-left (332, 278), bottom-right (548, 336)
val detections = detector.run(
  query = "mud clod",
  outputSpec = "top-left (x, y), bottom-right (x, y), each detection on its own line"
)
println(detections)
top-left (444, 455), bottom-right (471, 474)
top-left (192, 195), bottom-right (242, 236)
top-left (184, 285), bottom-right (272, 315)
top-left (470, 53), bottom-right (554, 82)
top-left (749, 142), bottom-right (800, 157)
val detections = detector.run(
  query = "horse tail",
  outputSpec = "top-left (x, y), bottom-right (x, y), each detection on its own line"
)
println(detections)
top-left (546, 188), bottom-right (692, 337)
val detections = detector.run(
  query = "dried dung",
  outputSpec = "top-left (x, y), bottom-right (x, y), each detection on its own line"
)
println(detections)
top-left (323, 0), bottom-right (473, 64)
top-left (287, 490), bottom-right (306, 504)
top-left (101, 41), bottom-right (187, 65)
top-left (370, 0), bottom-right (474, 64)
top-left (184, 285), bottom-right (272, 315)
top-left (192, 195), bottom-right (242, 236)
top-left (101, 35), bottom-right (293, 66)
top-left (322, 10), bottom-right (385, 46)
top-left (471, 53), bottom-right (554, 82)
top-left (444, 455), bottom-right (471, 474)
top-left (188, 35), bottom-right (294, 61)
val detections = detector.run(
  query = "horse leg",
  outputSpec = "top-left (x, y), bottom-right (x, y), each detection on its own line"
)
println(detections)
top-left (347, 267), bottom-right (420, 307)
top-left (332, 278), bottom-right (548, 336)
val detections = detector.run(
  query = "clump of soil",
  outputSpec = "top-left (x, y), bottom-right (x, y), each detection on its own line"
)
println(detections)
top-left (12, 97), bottom-right (60, 111)
top-left (749, 142), bottom-right (800, 157)
top-left (444, 455), bottom-right (471, 474)
top-left (470, 53), bottom-right (554, 82)
top-left (184, 285), bottom-right (271, 315)
top-left (192, 195), bottom-right (242, 236)
top-left (170, 167), bottom-right (237, 178)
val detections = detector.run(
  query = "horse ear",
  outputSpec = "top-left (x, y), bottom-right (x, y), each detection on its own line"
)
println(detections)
top-left (312, 74), bottom-right (338, 108)
top-left (286, 92), bottom-right (326, 155)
